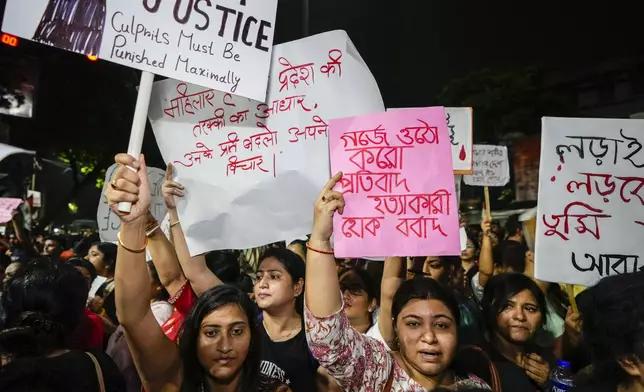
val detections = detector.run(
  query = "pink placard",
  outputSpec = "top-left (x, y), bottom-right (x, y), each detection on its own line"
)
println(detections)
top-left (329, 107), bottom-right (460, 258)
top-left (0, 198), bottom-right (23, 224)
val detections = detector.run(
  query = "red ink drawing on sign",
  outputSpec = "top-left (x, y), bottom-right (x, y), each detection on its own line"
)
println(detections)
top-left (226, 155), bottom-right (273, 177)
top-left (347, 146), bottom-right (411, 171)
top-left (396, 216), bottom-right (447, 238)
top-left (289, 115), bottom-right (328, 143)
top-left (277, 57), bottom-right (315, 92)
top-left (368, 190), bottom-right (451, 216)
top-left (337, 171), bottom-right (410, 195)
top-left (164, 83), bottom-right (215, 118)
top-left (173, 142), bottom-right (214, 168)
top-left (218, 132), bottom-right (240, 157)
top-left (542, 201), bottom-right (612, 241)
top-left (193, 108), bottom-right (226, 137)
top-left (459, 145), bottom-right (466, 161)
top-left (320, 49), bottom-right (343, 78)
top-left (341, 217), bottom-right (384, 238)
top-left (340, 125), bottom-right (389, 149)
top-left (397, 119), bottom-right (439, 146)
top-left (243, 125), bottom-right (278, 152)
top-left (229, 109), bottom-right (250, 124)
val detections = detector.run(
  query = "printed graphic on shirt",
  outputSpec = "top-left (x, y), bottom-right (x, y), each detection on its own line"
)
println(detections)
top-left (260, 360), bottom-right (291, 386)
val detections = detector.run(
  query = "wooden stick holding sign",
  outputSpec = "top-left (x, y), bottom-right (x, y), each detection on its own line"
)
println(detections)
top-left (484, 186), bottom-right (492, 220)
top-left (118, 71), bottom-right (155, 213)
top-left (464, 145), bottom-right (510, 221)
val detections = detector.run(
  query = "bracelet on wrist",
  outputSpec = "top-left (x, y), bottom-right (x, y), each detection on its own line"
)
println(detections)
top-left (117, 232), bottom-right (148, 253)
top-left (306, 242), bottom-right (334, 255)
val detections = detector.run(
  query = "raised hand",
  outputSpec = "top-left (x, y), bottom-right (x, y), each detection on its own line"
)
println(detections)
top-left (311, 172), bottom-right (345, 242)
top-left (481, 217), bottom-right (492, 236)
top-left (161, 163), bottom-right (185, 210)
top-left (104, 154), bottom-right (150, 224)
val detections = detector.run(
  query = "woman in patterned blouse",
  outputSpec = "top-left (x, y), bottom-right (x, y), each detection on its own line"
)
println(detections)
top-left (304, 174), bottom-right (491, 391)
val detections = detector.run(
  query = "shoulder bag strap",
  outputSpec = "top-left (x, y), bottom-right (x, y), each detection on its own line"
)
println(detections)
top-left (86, 352), bottom-right (106, 392)
top-left (459, 345), bottom-right (502, 392)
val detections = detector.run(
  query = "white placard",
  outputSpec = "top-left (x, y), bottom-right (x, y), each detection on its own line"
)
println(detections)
top-left (445, 107), bottom-right (474, 174)
top-left (535, 117), bottom-right (644, 286)
top-left (148, 30), bottom-right (384, 255)
top-left (463, 145), bottom-right (510, 187)
top-left (387, 107), bottom-right (473, 173)
top-left (1, 0), bottom-right (277, 101)
top-left (97, 164), bottom-right (168, 242)
top-left (0, 143), bottom-right (35, 162)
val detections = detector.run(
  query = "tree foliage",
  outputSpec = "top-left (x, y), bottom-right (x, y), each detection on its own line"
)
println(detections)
top-left (437, 67), bottom-right (574, 143)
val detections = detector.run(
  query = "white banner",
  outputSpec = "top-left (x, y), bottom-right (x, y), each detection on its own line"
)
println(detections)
top-left (445, 107), bottom-right (474, 174)
top-left (97, 164), bottom-right (168, 243)
top-left (387, 107), bottom-right (473, 173)
top-left (535, 117), bottom-right (644, 286)
top-left (463, 145), bottom-right (510, 187)
top-left (148, 30), bottom-right (385, 255)
top-left (2, 0), bottom-right (277, 101)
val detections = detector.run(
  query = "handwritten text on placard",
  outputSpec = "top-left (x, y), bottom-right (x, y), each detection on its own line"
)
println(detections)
top-left (1, 0), bottom-right (277, 101)
top-left (329, 107), bottom-right (460, 258)
top-left (97, 164), bottom-right (167, 243)
top-left (148, 30), bottom-right (385, 255)
top-left (535, 117), bottom-right (644, 286)
top-left (463, 145), bottom-right (510, 187)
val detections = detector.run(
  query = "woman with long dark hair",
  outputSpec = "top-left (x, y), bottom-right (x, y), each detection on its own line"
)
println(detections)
top-left (304, 173), bottom-right (490, 391)
top-left (480, 273), bottom-right (555, 391)
top-left (105, 153), bottom-right (283, 392)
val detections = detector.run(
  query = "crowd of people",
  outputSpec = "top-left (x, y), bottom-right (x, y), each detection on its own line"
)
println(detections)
top-left (0, 153), bottom-right (642, 392)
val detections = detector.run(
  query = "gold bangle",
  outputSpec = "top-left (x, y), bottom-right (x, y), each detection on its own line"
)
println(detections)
top-left (116, 232), bottom-right (148, 253)
top-left (146, 224), bottom-right (160, 238)
top-left (170, 221), bottom-right (180, 228)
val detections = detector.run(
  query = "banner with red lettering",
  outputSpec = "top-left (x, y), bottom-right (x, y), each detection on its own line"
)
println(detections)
top-left (329, 107), bottom-right (460, 258)
top-left (2, 0), bottom-right (277, 101)
top-left (535, 117), bottom-right (644, 286)
top-left (148, 30), bottom-right (384, 254)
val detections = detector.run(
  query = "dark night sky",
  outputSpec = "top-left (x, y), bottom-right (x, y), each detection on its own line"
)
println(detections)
top-left (2, 0), bottom-right (643, 108)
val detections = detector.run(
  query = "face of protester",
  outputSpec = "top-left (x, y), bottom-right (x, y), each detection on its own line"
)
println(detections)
top-left (423, 257), bottom-right (446, 282)
top-left (254, 257), bottom-right (302, 312)
top-left (339, 271), bottom-right (376, 324)
top-left (3, 262), bottom-right (21, 290)
top-left (197, 304), bottom-right (251, 384)
top-left (86, 245), bottom-right (110, 277)
top-left (495, 289), bottom-right (542, 345)
top-left (43, 239), bottom-right (58, 256)
top-left (395, 298), bottom-right (458, 381)
top-left (461, 239), bottom-right (476, 261)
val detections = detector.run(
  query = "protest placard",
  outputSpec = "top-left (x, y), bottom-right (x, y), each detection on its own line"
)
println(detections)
top-left (96, 164), bottom-right (167, 242)
top-left (0, 198), bottom-right (23, 224)
top-left (2, 0), bottom-right (277, 101)
top-left (329, 107), bottom-right (460, 258)
top-left (147, 30), bottom-right (385, 255)
top-left (388, 107), bottom-right (473, 173)
top-left (535, 117), bottom-right (644, 286)
top-left (463, 145), bottom-right (510, 187)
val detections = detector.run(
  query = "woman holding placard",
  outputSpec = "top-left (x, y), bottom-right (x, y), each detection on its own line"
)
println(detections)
top-left (104, 153), bottom-right (289, 392)
top-left (304, 173), bottom-right (492, 391)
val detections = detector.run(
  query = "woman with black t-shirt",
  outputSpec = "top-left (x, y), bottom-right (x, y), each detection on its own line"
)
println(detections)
top-left (255, 247), bottom-right (331, 391)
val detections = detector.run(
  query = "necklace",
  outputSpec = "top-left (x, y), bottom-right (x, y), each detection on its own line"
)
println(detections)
top-left (262, 319), bottom-right (301, 341)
